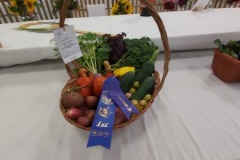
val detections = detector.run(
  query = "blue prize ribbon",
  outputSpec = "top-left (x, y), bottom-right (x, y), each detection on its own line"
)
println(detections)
top-left (86, 86), bottom-right (116, 150)
top-left (104, 77), bottom-right (139, 119)
top-left (87, 77), bottom-right (139, 149)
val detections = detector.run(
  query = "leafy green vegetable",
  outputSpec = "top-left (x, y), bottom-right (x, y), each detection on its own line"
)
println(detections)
top-left (53, 33), bottom-right (160, 73)
top-left (111, 37), bottom-right (159, 69)
top-left (104, 32), bottom-right (126, 64)
top-left (76, 32), bottom-right (111, 74)
top-left (214, 39), bottom-right (240, 60)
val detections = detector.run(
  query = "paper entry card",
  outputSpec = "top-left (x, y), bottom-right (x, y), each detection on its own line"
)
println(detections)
top-left (53, 25), bottom-right (82, 64)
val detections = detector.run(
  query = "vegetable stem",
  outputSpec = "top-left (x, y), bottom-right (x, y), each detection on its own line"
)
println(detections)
top-left (150, 50), bottom-right (160, 64)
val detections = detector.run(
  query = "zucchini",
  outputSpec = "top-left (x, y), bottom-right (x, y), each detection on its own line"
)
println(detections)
top-left (134, 61), bottom-right (155, 83)
top-left (131, 76), bottom-right (155, 101)
top-left (119, 71), bottom-right (135, 93)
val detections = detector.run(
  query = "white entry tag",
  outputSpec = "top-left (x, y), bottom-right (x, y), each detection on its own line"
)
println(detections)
top-left (53, 25), bottom-right (82, 64)
top-left (192, 0), bottom-right (211, 12)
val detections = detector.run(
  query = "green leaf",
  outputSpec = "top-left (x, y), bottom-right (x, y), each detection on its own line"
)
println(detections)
top-left (214, 39), bottom-right (239, 60)
top-left (214, 39), bottom-right (224, 51)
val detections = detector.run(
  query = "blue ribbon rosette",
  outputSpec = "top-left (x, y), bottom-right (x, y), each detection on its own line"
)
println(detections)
top-left (87, 76), bottom-right (139, 149)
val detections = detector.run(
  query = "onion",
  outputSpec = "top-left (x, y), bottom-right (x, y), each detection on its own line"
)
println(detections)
top-left (66, 107), bottom-right (81, 120)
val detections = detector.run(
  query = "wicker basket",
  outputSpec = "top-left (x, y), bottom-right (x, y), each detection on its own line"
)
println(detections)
top-left (59, 0), bottom-right (170, 130)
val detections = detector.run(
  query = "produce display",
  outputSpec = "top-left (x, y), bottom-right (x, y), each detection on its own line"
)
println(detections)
top-left (211, 39), bottom-right (240, 83)
top-left (214, 39), bottom-right (240, 60)
top-left (56, 0), bottom-right (170, 150)
top-left (60, 32), bottom-right (160, 129)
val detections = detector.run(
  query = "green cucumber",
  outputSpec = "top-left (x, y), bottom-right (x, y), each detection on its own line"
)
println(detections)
top-left (119, 71), bottom-right (135, 93)
top-left (131, 76), bottom-right (155, 101)
top-left (134, 61), bottom-right (155, 83)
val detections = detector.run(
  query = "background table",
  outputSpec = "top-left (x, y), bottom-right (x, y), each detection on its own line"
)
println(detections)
top-left (0, 49), bottom-right (240, 160)
top-left (1, 8), bottom-right (240, 67)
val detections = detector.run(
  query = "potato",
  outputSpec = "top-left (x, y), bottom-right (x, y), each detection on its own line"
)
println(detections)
top-left (79, 105), bottom-right (88, 114)
top-left (84, 96), bottom-right (99, 109)
top-left (85, 110), bottom-right (96, 122)
top-left (62, 92), bottom-right (84, 109)
top-left (114, 107), bottom-right (128, 125)
top-left (77, 117), bottom-right (91, 127)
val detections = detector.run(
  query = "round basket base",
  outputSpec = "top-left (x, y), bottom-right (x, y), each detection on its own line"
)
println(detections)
top-left (60, 71), bottom-right (160, 131)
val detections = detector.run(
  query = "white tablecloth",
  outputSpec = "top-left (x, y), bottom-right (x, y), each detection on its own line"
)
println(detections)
top-left (1, 8), bottom-right (240, 67)
top-left (0, 49), bottom-right (240, 160)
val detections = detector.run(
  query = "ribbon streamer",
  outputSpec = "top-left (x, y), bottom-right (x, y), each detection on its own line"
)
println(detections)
top-left (87, 77), bottom-right (139, 149)
top-left (87, 86), bottom-right (116, 149)
top-left (105, 77), bottom-right (139, 119)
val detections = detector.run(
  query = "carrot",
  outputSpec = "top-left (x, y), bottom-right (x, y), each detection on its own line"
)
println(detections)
top-left (79, 68), bottom-right (88, 77)
top-left (76, 68), bottom-right (93, 97)
top-left (93, 74), bottom-right (106, 97)
top-left (76, 77), bottom-right (93, 97)
top-left (89, 72), bottom-right (94, 83)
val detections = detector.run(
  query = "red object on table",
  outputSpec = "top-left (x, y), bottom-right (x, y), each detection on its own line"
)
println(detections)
top-left (211, 49), bottom-right (240, 83)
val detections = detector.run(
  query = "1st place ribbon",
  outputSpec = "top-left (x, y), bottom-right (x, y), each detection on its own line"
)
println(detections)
top-left (105, 77), bottom-right (139, 119)
top-left (87, 77), bottom-right (139, 149)
top-left (87, 86), bottom-right (117, 149)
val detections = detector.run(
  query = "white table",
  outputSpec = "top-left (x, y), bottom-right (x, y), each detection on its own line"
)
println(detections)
top-left (1, 8), bottom-right (240, 67)
top-left (0, 49), bottom-right (240, 160)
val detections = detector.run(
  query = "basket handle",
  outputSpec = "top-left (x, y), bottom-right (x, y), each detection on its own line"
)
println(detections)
top-left (140, 0), bottom-right (170, 93)
top-left (59, 0), bottom-right (69, 29)
top-left (59, 0), bottom-right (170, 92)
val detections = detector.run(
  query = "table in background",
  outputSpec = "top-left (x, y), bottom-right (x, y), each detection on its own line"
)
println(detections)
top-left (0, 49), bottom-right (240, 160)
top-left (1, 8), bottom-right (240, 67)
